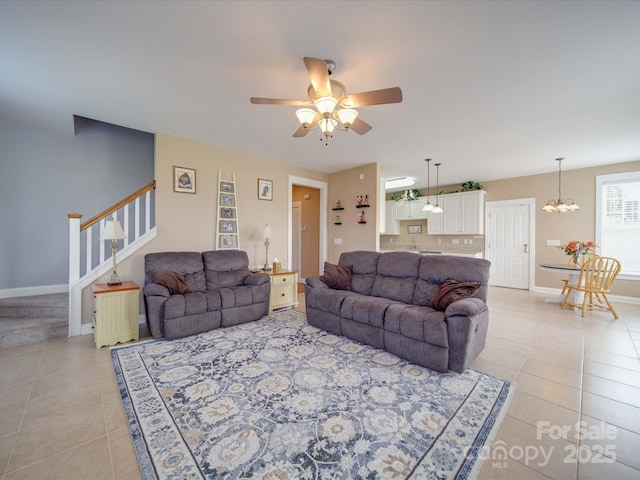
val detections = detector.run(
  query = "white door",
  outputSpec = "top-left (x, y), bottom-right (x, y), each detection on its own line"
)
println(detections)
top-left (486, 200), bottom-right (534, 289)
top-left (291, 202), bottom-right (301, 273)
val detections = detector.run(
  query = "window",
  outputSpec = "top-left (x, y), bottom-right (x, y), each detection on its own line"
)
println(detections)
top-left (596, 171), bottom-right (640, 279)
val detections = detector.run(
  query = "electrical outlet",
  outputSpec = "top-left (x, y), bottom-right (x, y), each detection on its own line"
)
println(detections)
top-left (469, 239), bottom-right (473, 244)
top-left (464, 239), bottom-right (469, 245)
top-left (452, 239), bottom-right (460, 244)
top-left (334, 238), bottom-right (342, 245)
top-left (437, 239), bottom-right (442, 244)
top-left (547, 239), bottom-right (561, 246)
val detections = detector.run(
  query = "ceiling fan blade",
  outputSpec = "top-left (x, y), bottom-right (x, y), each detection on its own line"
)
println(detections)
top-left (339, 87), bottom-right (403, 108)
top-left (293, 125), bottom-right (310, 137)
top-left (350, 117), bottom-right (372, 135)
top-left (304, 57), bottom-right (332, 98)
top-left (250, 97), bottom-right (312, 106)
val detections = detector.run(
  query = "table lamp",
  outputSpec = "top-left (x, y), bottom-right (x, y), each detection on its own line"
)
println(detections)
top-left (263, 224), bottom-right (272, 270)
top-left (101, 218), bottom-right (127, 285)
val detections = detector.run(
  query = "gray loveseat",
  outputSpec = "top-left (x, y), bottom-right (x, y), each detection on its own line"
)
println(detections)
top-left (143, 250), bottom-right (270, 340)
top-left (305, 251), bottom-right (490, 373)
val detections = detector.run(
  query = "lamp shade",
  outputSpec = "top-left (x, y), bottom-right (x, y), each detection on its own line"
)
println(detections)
top-left (101, 220), bottom-right (127, 240)
top-left (263, 224), bottom-right (273, 240)
top-left (318, 117), bottom-right (337, 135)
top-left (336, 108), bottom-right (358, 127)
top-left (295, 108), bottom-right (316, 127)
top-left (314, 96), bottom-right (337, 115)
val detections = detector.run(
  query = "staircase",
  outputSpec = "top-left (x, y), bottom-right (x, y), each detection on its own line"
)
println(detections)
top-left (0, 293), bottom-right (69, 348)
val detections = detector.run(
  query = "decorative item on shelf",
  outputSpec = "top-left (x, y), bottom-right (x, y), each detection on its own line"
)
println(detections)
top-left (422, 158), bottom-right (434, 212)
top-left (333, 200), bottom-right (344, 210)
top-left (356, 194), bottom-right (370, 207)
top-left (391, 189), bottom-right (422, 201)
top-left (358, 211), bottom-right (366, 223)
top-left (558, 240), bottom-right (596, 267)
top-left (543, 157), bottom-right (580, 213)
top-left (460, 181), bottom-right (483, 191)
top-left (432, 163), bottom-right (444, 213)
top-left (100, 218), bottom-right (127, 285)
top-left (272, 258), bottom-right (282, 272)
top-left (263, 224), bottom-right (273, 270)
top-left (334, 215), bottom-right (342, 225)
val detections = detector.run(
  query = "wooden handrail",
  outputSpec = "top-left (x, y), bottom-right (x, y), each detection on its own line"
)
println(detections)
top-left (80, 180), bottom-right (156, 231)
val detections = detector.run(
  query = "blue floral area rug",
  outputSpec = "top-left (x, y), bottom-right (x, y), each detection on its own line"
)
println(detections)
top-left (111, 309), bottom-right (513, 479)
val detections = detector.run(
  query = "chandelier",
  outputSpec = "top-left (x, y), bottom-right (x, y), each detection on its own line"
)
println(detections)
top-left (543, 157), bottom-right (580, 213)
top-left (296, 98), bottom-right (359, 145)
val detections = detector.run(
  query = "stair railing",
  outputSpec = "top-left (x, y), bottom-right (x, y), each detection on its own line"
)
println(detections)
top-left (67, 181), bottom-right (156, 336)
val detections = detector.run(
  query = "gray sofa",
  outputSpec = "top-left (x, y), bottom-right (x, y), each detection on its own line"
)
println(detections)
top-left (143, 250), bottom-right (270, 339)
top-left (305, 251), bottom-right (490, 373)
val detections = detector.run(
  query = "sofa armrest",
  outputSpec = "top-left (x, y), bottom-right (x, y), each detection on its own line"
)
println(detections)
top-left (306, 276), bottom-right (329, 289)
top-left (444, 297), bottom-right (485, 317)
top-left (244, 273), bottom-right (270, 286)
top-left (143, 283), bottom-right (171, 298)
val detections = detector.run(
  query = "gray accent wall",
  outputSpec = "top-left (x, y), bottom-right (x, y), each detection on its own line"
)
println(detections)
top-left (0, 117), bottom-right (154, 290)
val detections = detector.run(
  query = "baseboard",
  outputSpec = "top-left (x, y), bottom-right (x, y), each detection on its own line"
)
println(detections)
top-left (0, 284), bottom-right (68, 299)
top-left (532, 286), bottom-right (640, 305)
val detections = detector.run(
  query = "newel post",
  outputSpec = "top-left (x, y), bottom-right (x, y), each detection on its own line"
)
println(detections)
top-left (68, 213), bottom-right (82, 283)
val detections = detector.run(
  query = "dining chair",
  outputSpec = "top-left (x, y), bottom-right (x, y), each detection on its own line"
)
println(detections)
top-left (561, 256), bottom-right (621, 319)
top-left (560, 253), bottom-right (600, 295)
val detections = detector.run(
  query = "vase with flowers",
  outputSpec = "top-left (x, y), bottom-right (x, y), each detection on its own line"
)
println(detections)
top-left (558, 240), bottom-right (596, 267)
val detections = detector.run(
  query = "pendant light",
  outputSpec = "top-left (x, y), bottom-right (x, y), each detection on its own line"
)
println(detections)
top-left (543, 157), bottom-right (580, 213)
top-left (432, 162), bottom-right (443, 213)
top-left (422, 158), bottom-right (434, 212)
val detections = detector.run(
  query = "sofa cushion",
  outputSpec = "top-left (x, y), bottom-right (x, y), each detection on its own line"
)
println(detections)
top-left (339, 251), bottom-right (380, 296)
top-left (428, 279), bottom-right (482, 311)
top-left (340, 294), bottom-right (400, 328)
top-left (218, 285), bottom-right (267, 309)
top-left (145, 252), bottom-right (206, 292)
top-left (203, 250), bottom-right (251, 289)
top-left (320, 262), bottom-right (352, 290)
top-left (149, 270), bottom-right (190, 295)
top-left (384, 304), bottom-right (448, 348)
top-left (306, 287), bottom-right (355, 316)
top-left (371, 252), bottom-right (420, 304)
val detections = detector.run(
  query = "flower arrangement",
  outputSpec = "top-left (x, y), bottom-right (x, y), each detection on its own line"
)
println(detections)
top-left (558, 241), bottom-right (596, 266)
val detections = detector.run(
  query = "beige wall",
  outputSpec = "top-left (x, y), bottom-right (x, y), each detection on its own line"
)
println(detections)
top-left (82, 133), bottom-right (329, 325)
top-left (292, 185), bottom-right (320, 279)
top-left (327, 163), bottom-right (380, 263)
top-left (482, 160), bottom-right (640, 297)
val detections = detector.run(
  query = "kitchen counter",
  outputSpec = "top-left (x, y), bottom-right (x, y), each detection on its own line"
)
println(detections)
top-left (380, 247), bottom-right (484, 258)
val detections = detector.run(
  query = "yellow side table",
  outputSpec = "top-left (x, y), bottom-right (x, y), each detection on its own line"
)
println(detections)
top-left (92, 281), bottom-right (140, 348)
top-left (264, 270), bottom-right (299, 312)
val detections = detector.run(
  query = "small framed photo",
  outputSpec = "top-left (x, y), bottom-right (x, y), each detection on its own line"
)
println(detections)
top-left (220, 207), bottom-right (235, 219)
top-left (173, 166), bottom-right (196, 194)
top-left (258, 178), bottom-right (273, 201)
top-left (220, 181), bottom-right (234, 193)
top-left (220, 193), bottom-right (235, 206)
top-left (219, 235), bottom-right (237, 249)
top-left (408, 225), bottom-right (422, 234)
top-left (219, 220), bottom-right (236, 233)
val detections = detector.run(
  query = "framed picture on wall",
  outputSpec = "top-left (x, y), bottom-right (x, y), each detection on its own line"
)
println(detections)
top-left (220, 181), bottom-right (234, 193)
top-left (220, 207), bottom-right (235, 219)
top-left (219, 220), bottom-right (237, 233)
top-left (220, 193), bottom-right (235, 206)
top-left (408, 225), bottom-right (422, 234)
top-left (173, 166), bottom-right (196, 194)
top-left (219, 235), bottom-right (237, 249)
top-left (258, 178), bottom-right (273, 201)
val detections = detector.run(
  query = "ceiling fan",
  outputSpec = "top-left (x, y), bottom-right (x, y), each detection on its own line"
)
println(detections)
top-left (250, 57), bottom-right (403, 143)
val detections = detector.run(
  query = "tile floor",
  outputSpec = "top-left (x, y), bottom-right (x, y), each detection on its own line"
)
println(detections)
top-left (0, 287), bottom-right (638, 479)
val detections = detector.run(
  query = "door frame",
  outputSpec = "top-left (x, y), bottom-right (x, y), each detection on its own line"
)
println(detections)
top-left (484, 197), bottom-right (536, 290)
top-left (291, 201), bottom-right (302, 274)
top-left (288, 175), bottom-right (327, 274)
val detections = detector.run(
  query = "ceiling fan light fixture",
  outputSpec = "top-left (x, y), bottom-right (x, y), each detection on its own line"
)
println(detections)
top-left (314, 96), bottom-right (337, 115)
top-left (295, 108), bottom-right (316, 129)
top-left (318, 117), bottom-right (337, 135)
top-left (336, 108), bottom-right (358, 128)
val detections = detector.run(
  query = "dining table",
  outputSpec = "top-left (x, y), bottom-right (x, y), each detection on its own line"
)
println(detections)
top-left (539, 263), bottom-right (583, 306)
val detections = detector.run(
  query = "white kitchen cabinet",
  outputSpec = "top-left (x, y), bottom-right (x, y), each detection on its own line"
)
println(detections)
top-left (441, 190), bottom-right (485, 235)
top-left (395, 198), bottom-right (430, 220)
top-left (384, 201), bottom-right (400, 234)
top-left (427, 209), bottom-right (444, 234)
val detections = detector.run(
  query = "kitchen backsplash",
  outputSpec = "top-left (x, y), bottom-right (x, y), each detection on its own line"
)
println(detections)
top-left (380, 219), bottom-right (483, 253)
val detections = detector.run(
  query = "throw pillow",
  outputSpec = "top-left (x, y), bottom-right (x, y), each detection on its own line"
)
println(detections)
top-left (320, 262), bottom-right (352, 290)
top-left (149, 270), bottom-right (190, 295)
top-left (428, 278), bottom-right (481, 311)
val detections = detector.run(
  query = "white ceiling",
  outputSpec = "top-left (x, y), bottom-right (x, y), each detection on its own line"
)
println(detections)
top-left (2, 1), bottom-right (639, 190)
